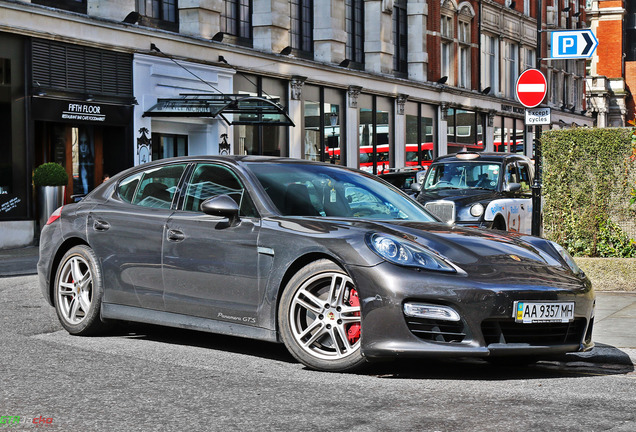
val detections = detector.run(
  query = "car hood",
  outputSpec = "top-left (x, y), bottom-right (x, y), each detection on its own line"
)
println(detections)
top-left (272, 217), bottom-right (585, 287)
top-left (418, 188), bottom-right (498, 205)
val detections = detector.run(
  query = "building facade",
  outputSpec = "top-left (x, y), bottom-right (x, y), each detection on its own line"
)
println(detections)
top-left (0, 0), bottom-right (591, 248)
top-left (586, 0), bottom-right (635, 126)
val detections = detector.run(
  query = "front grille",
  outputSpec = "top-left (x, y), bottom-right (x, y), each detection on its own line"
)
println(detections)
top-left (424, 201), bottom-right (455, 223)
top-left (481, 318), bottom-right (586, 346)
top-left (406, 318), bottom-right (467, 343)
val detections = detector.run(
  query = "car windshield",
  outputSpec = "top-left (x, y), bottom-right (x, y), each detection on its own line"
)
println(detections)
top-left (423, 162), bottom-right (501, 191)
top-left (245, 162), bottom-right (436, 221)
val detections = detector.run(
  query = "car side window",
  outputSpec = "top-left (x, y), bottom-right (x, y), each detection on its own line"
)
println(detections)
top-left (127, 164), bottom-right (187, 209)
top-left (117, 173), bottom-right (142, 203)
top-left (517, 163), bottom-right (531, 192)
top-left (183, 164), bottom-right (258, 217)
top-left (504, 163), bottom-right (519, 186)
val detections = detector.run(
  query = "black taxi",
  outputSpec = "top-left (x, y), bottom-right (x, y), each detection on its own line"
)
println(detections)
top-left (415, 152), bottom-right (534, 233)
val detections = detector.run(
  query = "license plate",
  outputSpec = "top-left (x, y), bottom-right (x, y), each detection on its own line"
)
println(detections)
top-left (513, 301), bottom-right (575, 324)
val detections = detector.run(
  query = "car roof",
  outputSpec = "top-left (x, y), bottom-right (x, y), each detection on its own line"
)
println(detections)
top-left (431, 152), bottom-right (531, 164)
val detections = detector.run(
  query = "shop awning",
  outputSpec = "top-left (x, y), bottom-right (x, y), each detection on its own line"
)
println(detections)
top-left (142, 94), bottom-right (295, 126)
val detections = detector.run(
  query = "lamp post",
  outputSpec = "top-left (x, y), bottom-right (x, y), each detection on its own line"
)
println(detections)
top-left (531, 0), bottom-right (543, 237)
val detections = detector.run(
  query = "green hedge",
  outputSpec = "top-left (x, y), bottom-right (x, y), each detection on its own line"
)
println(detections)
top-left (542, 128), bottom-right (636, 257)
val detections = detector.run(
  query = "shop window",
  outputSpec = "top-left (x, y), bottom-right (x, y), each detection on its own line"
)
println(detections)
top-left (234, 74), bottom-right (288, 157)
top-left (345, 0), bottom-right (364, 68)
top-left (32, 0), bottom-right (87, 14)
top-left (359, 94), bottom-right (392, 175)
top-left (405, 102), bottom-right (435, 168)
top-left (152, 133), bottom-right (188, 160)
top-left (221, 0), bottom-right (252, 45)
top-left (290, 0), bottom-right (313, 57)
top-left (393, 0), bottom-right (408, 76)
top-left (447, 109), bottom-right (485, 153)
top-left (302, 86), bottom-right (344, 165)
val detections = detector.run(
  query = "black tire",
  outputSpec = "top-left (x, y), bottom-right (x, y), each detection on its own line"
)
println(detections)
top-left (278, 259), bottom-right (366, 372)
top-left (53, 245), bottom-right (108, 335)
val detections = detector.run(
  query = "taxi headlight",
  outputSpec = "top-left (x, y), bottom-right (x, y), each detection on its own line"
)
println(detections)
top-left (470, 203), bottom-right (484, 217)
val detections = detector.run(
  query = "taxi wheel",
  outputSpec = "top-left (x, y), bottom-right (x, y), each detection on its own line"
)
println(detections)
top-left (278, 259), bottom-right (366, 372)
top-left (492, 217), bottom-right (506, 231)
top-left (53, 245), bottom-right (108, 335)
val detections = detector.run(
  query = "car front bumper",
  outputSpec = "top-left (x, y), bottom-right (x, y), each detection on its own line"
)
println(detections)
top-left (348, 262), bottom-right (595, 360)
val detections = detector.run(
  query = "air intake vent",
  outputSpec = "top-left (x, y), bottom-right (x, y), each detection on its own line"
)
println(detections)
top-left (406, 317), bottom-right (467, 343)
top-left (482, 318), bottom-right (586, 346)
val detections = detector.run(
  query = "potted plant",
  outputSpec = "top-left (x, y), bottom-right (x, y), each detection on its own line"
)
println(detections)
top-left (33, 162), bottom-right (68, 229)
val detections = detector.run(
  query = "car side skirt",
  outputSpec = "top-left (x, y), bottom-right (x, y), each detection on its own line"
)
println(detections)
top-left (101, 303), bottom-right (279, 342)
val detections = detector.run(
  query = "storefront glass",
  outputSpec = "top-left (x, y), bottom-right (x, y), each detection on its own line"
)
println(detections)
top-left (0, 34), bottom-right (27, 220)
top-left (302, 85), bottom-right (344, 164)
top-left (405, 101), bottom-right (435, 168)
top-left (234, 74), bottom-right (288, 157)
top-left (358, 94), bottom-right (392, 174)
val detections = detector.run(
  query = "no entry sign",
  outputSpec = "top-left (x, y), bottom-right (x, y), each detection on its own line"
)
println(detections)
top-left (516, 69), bottom-right (547, 108)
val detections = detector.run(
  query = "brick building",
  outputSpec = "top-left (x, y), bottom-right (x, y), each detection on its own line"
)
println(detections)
top-left (0, 0), bottom-right (591, 248)
top-left (586, 0), bottom-right (636, 126)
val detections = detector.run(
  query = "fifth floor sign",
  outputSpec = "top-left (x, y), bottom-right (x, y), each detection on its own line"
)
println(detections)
top-left (31, 97), bottom-right (133, 126)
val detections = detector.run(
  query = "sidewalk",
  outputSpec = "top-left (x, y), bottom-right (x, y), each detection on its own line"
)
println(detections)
top-left (1, 245), bottom-right (634, 366)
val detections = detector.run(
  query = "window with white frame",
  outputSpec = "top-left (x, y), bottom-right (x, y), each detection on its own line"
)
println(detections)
top-left (503, 41), bottom-right (519, 98)
top-left (441, 13), bottom-right (454, 83)
top-left (482, 34), bottom-right (499, 94)
top-left (524, 0), bottom-right (530, 16)
top-left (458, 20), bottom-right (470, 88)
top-left (523, 48), bottom-right (535, 71)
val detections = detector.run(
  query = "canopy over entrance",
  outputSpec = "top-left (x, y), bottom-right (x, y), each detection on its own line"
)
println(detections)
top-left (143, 94), bottom-right (295, 126)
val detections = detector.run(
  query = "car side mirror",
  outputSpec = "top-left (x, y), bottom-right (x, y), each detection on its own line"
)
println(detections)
top-left (505, 182), bottom-right (521, 192)
top-left (201, 195), bottom-right (240, 226)
top-left (410, 182), bottom-right (422, 193)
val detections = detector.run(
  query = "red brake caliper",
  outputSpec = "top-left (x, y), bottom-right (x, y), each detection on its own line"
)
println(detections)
top-left (346, 289), bottom-right (361, 344)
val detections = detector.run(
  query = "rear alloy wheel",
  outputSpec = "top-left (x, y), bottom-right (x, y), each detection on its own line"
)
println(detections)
top-left (279, 259), bottom-right (366, 372)
top-left (54, 245), bottom-right (107, 335)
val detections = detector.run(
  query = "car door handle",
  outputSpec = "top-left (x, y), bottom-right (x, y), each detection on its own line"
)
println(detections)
top-left (93, 220), bottom-right (110, 231)
top-left (167, 229), bottom-right (185, 242)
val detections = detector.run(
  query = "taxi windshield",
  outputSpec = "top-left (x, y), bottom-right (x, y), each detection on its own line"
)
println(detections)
top-left (423, 162), bottom-right (501, 191)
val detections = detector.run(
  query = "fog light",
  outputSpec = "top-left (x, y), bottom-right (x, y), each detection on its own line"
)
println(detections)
top-left (403, 303), bottom-right (461, 321)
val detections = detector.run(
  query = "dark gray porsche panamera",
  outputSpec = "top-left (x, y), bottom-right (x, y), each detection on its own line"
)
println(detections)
top-left (38, 156), bottom-right (595, 372)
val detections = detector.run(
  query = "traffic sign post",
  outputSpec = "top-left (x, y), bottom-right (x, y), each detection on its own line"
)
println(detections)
top-left (516, 69), bottom-right (548, 108)
top-left (516, 67), bottom-right (547, 237)
top-left (550, 29), bottom-right (598, 59)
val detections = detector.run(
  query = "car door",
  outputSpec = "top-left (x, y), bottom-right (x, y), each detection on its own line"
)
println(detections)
top-left (516, 161), bottom-right (534, 234)
top-left (162, 163), bottom-right (263, 323)
top-left (502, 161), bottom-right (532, 234)
top-left (88, 163), bottom-right (187, 310)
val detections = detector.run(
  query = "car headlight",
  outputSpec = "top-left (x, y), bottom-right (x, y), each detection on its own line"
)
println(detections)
top-left (470, 203), bottom-right (484, 217)
top-left (366, 233), bottom-right (456, 272)
top-left (549, 241), bottom-right (583, 275)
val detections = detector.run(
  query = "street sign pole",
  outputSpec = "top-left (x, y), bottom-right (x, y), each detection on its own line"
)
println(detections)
top-left (531, 0), bottom-right (543, 237)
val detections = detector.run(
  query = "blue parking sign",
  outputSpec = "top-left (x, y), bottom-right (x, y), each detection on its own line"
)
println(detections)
top-left (550, 30), bottom-right (598, 59)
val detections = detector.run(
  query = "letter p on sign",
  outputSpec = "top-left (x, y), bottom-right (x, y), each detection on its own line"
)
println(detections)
top-left (559, 36), bottom-right (576, 56)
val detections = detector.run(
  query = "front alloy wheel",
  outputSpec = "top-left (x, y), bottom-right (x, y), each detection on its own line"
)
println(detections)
top-left (54, 245), bottom-right (106, 335)
top-left (279, 260), bottom-right (365, 372)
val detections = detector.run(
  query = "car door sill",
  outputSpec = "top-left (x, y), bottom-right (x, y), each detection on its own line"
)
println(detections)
top-left (101, 303), bottom-right (278, 342)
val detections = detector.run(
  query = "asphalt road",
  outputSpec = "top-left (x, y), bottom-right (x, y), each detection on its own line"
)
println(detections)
top-left (1, 275), bottom-right (635, 432)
